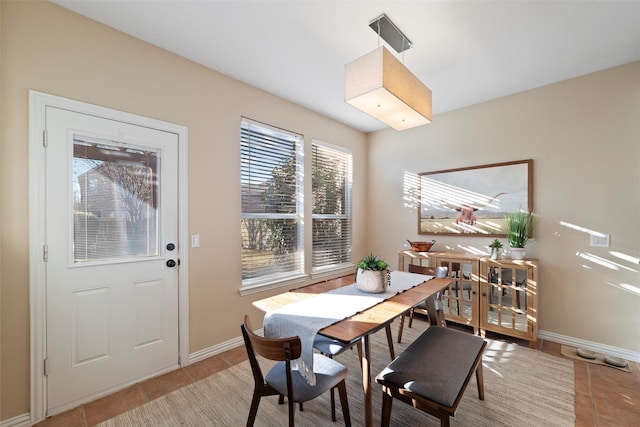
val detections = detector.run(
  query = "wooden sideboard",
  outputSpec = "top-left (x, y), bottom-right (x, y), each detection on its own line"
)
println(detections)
top-left (398, 250), bottom-right (539, 348)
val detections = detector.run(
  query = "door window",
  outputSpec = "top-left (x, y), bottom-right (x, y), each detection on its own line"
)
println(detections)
top-left (73, 137), bottom-right (160, 262)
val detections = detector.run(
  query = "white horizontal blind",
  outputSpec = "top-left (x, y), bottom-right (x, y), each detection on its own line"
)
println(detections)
top-left (240, 119), bottom-right (303, 285)
top-left (73, 137), bottom-right (160, 262)
top-left (312, 141), bottom-right (352, 270)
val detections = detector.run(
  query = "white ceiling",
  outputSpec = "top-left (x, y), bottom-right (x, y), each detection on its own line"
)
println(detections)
top-left (52, 1), bottom-right (640, 133)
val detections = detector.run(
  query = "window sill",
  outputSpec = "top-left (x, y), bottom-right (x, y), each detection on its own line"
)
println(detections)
top-left (311, 264), bottom-right (356, 281)
top-left (239, 273), bottom-right (308, 296)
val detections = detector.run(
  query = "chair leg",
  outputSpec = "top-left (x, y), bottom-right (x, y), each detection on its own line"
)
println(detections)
top-left (288, 399), bottom-right (295, 427)
top-left (330, 387), bottom-right (336, 421)
top-left (337, 380), bottom-right (351, 427)
top-left (380, 389), bottom-right (393, 427)
top-left (385, 325), bottom-right (395, 360)
top-left (397, 314), bottom-right (405, 344)
top-left (246, 392), bottom-right (262, 427)
top-left (322, 353), bottom-right (337, 420)
top-left (278, 394), bottom-right (284, 404)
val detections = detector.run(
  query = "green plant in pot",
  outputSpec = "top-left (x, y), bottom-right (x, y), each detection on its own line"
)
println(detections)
top-left (505, 210), bottom-right (534, 260)
top-left (488, 238), bottom-right (503, 260)
top-left (355, 254), bottom-right (389, 293)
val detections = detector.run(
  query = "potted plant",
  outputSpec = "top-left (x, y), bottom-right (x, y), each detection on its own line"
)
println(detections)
top-left (355, 253), bottom-right (389, 293)
top-left (505, 210), bottom-right (534, 260)
top-left (488, 239), bottom-right (503, 260)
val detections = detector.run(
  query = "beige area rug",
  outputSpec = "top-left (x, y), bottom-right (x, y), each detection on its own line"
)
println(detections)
top-left (561, 345), bottom-right (632, 373)
top-left (99, 322), bottom-right (575, 427)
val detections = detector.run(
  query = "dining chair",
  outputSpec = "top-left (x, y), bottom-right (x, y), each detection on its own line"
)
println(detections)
top-left (241, 315), bottom-right (352, 427)
top-left (448, 262), bottom-right (473, 299)
top-left (397, 264), bottom-right (448, 343)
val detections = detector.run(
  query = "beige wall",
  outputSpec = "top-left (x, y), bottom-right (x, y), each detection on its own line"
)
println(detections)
top-left (2, 0), bottom-right (639, 422)
top-left (0, 1), bottom-right (367, 420)
top-left (366, 61), bottom-right (640, 353)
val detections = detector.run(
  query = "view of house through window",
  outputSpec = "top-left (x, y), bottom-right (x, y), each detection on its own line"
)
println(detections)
top-left (312, 141), bottom-right (352, 270)
top-left (73, 137), bottom-right (160, 262)
top-left (240, 119), bottom-right (304, 286)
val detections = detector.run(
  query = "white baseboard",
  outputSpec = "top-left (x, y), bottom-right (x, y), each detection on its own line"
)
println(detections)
top-left (188, 330), bottom-right (261, 364)
top-left (0, 413), bottom-right (30, 427)
top-left (539, 329), bottom-right (640, 362)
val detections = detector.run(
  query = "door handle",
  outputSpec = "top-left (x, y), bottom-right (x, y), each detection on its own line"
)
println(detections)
top-left (166, 259), bottom-right (177, 268)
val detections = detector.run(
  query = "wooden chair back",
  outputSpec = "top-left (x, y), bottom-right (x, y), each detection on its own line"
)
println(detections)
top-left (242, 315), bottom-right (302, 361)
top-left (408, 264), bottom-right (448, 278)
top-left (397, 264), bottom-right (449, 339)
top-left (242, 315), bottom-right (300, 426)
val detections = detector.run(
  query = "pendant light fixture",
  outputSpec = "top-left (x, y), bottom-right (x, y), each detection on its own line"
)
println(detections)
top-left (345, 14), bottom-right (432, 130)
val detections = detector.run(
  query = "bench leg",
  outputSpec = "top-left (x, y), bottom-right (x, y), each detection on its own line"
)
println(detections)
top-left (381, 389), bottom-right (393, 427)
top-left (476, 361), bottom-right (485, 401)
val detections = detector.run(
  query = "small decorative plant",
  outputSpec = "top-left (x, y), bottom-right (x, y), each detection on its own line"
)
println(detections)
top-left (489, 239), bottom-right (503, 249)
top-left (357, 253), bottom-right (388, 271)
top-left (505, 210), bottom-right (534, 248)
top-left (488, 239), bottom-right (503, 260)
top-left (355, 254), bottom-right (389, 293)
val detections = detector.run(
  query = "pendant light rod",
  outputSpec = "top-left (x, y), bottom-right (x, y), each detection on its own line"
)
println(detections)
top-left (368, 14), bottom-right (412, 54)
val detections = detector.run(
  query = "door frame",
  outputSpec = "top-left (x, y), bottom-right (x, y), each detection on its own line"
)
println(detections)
top-left (28, 90), bottom-right (190, 423)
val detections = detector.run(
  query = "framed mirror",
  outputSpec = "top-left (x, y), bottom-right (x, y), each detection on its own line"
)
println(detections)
top-left (418, 159), bottom-right (533, 236)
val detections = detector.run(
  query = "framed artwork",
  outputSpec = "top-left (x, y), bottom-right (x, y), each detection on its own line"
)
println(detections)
top-left (418, 159), bottom-right (533, 236)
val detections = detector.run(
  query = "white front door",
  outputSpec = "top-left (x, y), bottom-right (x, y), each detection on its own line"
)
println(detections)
top-left (44, 105), bottom-right (180, 415)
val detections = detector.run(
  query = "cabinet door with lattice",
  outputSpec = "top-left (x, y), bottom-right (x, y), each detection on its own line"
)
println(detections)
top-left (480, 258), bottom-right (539, 348)
top-left (432, 253), bottom-right (480, 333)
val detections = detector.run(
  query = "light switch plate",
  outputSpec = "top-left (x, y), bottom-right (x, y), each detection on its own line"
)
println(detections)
top-left (191, 234), bottom-right (200, 248)
top-left (590, 233), bottom-right (610, 247)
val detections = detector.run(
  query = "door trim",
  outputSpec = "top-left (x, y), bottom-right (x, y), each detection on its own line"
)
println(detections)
top-left (28, 90), bottom-right (190, 423)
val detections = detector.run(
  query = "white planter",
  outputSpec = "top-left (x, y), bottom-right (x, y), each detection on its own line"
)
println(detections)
top-left (356, 268), bottom-right (388, 293)
top-left (509, 247), bottom-right (526, 260)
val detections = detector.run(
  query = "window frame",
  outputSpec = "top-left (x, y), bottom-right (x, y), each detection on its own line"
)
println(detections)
top-left (311, 139), bottom-right (353, 274)
top-left (240, 118), bottom-right (305, 292)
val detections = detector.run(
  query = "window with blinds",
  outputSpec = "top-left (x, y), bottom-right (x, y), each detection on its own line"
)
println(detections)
top-left (312, 141), bottom-right (352, 270)
top-left (73, 137), bottom-right (160, 262)
top-left (240, 119), bottom-right (304, 286)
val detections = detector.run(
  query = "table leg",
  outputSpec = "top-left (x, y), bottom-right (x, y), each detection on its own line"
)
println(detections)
top-left (425, 295), bottom-right (446, 328)
top-left (361, 334), bottom-right (373, 427)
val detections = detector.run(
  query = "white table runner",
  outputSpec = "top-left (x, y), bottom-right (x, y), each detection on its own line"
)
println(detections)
top-left (263, 271), bottom-right (432, 385)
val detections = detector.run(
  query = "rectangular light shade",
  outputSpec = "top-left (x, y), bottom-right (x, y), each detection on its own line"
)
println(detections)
top-left (345, 46), bottom-right (432, 131)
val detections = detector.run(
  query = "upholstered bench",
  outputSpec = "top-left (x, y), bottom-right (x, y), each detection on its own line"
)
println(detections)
top-left (375, 326), bottom-right (487, 427)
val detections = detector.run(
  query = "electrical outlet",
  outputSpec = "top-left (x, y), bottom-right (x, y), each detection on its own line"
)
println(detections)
top-left (590, 233), bottom-right (609, 248)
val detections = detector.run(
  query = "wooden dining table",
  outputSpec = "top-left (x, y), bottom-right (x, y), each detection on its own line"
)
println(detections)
top-left (253, 272), bottom-right (452, 427)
